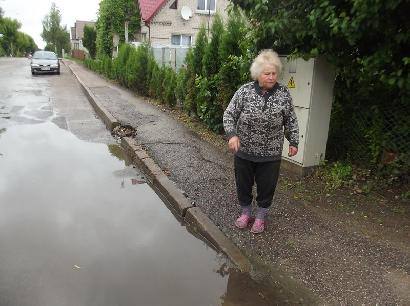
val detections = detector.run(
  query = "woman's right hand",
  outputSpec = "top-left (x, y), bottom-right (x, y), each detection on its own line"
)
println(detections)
top-left (228, 136), bottom-right (240, 153)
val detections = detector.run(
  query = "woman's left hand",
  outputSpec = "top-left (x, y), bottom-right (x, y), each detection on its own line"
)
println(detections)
top-left (288, 146), bottom-right (298, 157)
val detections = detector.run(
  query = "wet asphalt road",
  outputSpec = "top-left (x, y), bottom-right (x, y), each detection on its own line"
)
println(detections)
top-left (0, 58), bottom-right (221, 305)
top-left (0, 58), bottom-right (296, 306)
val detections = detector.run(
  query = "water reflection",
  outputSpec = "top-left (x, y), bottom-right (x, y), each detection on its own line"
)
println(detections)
top-left (0, 122), bottom-right (230, 305)
top-left (108, 143), bottom-right (126, 161)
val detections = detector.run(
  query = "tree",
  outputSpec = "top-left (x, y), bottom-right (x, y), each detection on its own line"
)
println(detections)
top-left (199, 14), bottom-right (225, 131)
top-left (83, 25), bottom-right (97, 58)
top-left (0, 8), bottom-right (37, 56)
top-left (16, 32), bottom-right (37, 55)
top-left (232, 0), bottom-right (410, 176)
top-left (219, 9), bottom-right (247, 63)
top-left (41, 3), bottom-right (71, 56)
top-left (0, 6), bottom-right (3, 56)
top-left (202, 14), bottom-right (224, 77)
top-left (0, 17), bottom-right (20, 56)
top-left (192, 25), bottom-right (208, 77)
top-left (96, 0), bottom-right (140, 57)
top-left (216, 11), bottom-right (249, 113)
top-left (232, 0), bottom-right (409, 89)
top-left (185, 24), bottom-right (208, 117)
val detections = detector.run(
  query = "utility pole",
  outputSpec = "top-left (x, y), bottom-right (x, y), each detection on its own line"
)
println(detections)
top-left (125, 21), bottom-right (129, 43)
top-left (207, 2), bottom-right (211, 36)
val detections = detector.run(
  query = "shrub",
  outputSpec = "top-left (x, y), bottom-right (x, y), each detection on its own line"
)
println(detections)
top-left (216, 55), bottom-right (243, 112)
top-left (112, 43), bottom-right (133, 85)
top-left (323, 161), bottom-right (353, 190)
top-left (203, 14), bottom-right (224, 77)
top-left (183, 48), bottom-right (197, 114)
top-left (162, 67), bottom-right (177, 107)
top-left (133, 44), bottom-right (151, 95)
top-left (101, 55), bottom-right (113, 78)
top-left (125, 47), bottom-right (138, 89)
top-left (196, 75), bottom-right (224, 132)
top-left (175, 67), bottom-right (187, 108)
top-left (149, 64), bottom-right (163, 99)
top-left (193, 24), bottom-right (208, 77)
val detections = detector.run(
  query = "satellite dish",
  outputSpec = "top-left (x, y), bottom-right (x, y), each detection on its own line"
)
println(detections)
top-left (181, 6), bottom-right (192, 21)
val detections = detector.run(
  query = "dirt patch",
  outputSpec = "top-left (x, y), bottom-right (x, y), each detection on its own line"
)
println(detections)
top-left (111, 124), bottom-right (137, 139)
top-left (277, 170), bottom-right (409, 252)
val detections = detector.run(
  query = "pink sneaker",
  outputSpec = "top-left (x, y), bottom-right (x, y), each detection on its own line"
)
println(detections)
top-left (235, 214), bottom-right (251, 229)
top-left (250, 219), bottom-right (265, 234)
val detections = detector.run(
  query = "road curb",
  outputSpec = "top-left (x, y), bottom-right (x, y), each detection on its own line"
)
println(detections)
top-left (185, 207), bottom-right (251, 272)
top-left (64, 60), bottom-right (252, 272)
top-left (62, 60), bottom-right (120, 131)
top-left (121, 136), bottom-right (251, 272)
top-left (121, 137), bottom-right (192, 216)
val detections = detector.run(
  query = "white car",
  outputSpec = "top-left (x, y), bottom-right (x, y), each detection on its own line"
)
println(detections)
top-left (31, 51), bottom-right (60, 75)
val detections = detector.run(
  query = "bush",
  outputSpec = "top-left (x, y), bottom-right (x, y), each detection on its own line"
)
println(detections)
top-left (203, 14), bottom-right (224, 77)
top-left (133, 44), bottom-right (151, 95)
top-left (84, 58), bottom-right (92, 69)
top-left (196, 75), bottom-right (224, 132)
top-left (146, 52), bottom-right (158, 93)
top-left (323, 161), bottom-right (353, 190)
top-left (216, 55), bottom-right (243, 112)
top-left (125, 47), bottom-right (138, 89)
top-left (162, 67), bottom-right (177, 107)
top-left (175, 67), bottom-right (187, 108)
top-left (149, 64), bottom-right (163, 99)
top-left (112, 44), bottom-right (133, 85)
top-left (183, 48), bottom-right (197, 114)
top-left (101, 55), bottom-right (113, 78)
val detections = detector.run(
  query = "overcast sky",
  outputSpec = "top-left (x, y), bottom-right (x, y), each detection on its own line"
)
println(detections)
top-left (1, 0), bottom-right (100, 48)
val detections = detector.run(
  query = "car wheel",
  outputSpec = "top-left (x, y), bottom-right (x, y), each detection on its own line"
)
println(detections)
top-left (31, 70), bottom-right (35, 75)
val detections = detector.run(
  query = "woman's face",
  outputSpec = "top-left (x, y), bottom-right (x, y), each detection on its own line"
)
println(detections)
top-left (258, 64), bottom-right (278, 91)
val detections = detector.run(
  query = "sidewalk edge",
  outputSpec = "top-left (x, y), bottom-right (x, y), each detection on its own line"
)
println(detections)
top-left (121, 136), bottom-right (252, 272)
top-left (63, 60), bottom-right (120, 131)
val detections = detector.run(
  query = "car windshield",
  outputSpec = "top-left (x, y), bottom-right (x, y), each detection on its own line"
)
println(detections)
top-left (33, 52), bottom-right (57, 60)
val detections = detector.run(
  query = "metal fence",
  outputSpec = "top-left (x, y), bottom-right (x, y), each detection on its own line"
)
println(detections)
top-left (326, 101), bottom-right (409, 172)
top-left (151, 46), bottom-right (189, 70)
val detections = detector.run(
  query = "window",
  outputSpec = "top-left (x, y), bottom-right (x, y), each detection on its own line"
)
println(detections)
top-left (169, 0), bottom-right (177, 9)
top-left (171, 34), bottom-right (192, 46)
top-left (197, 0), bottom-right (215, 11)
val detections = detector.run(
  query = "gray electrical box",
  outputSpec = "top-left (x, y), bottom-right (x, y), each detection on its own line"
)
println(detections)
top-left (279, 56), bottom-right (336, 173)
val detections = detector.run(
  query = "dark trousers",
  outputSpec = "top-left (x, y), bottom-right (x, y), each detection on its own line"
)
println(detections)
top-left (234, 156), bottom-right (281, 208)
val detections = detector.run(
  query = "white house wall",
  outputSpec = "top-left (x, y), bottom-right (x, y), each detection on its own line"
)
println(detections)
top-left (142, 0), bottom-right (229, 46)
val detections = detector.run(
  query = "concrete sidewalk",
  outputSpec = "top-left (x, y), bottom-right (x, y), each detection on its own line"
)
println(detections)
top-left (63, 59), bottom-right (409, 305)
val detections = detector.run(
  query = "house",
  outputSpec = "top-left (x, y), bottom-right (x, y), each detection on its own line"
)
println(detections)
top-left (138, 0), bottom-right (229, 47)
top-left (70, 20), bottom-right (96, 51)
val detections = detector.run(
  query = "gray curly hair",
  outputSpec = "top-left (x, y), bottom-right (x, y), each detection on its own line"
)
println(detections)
top-left (250, 50), bottom-right (282, 80)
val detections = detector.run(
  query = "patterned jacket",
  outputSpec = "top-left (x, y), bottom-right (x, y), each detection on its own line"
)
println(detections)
top-left (223, 81), bottom-right (299, 162)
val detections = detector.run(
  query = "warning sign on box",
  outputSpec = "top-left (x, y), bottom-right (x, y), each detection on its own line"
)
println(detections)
top-left (287, 77), bottom-right (296, 89)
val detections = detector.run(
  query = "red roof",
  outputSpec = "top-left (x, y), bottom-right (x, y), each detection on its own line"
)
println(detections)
top-left (139, 0), bottom-right (168, 23)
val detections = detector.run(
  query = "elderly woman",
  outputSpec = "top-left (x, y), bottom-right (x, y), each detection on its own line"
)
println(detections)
top-left (223, 50), bottom-right (299, 234)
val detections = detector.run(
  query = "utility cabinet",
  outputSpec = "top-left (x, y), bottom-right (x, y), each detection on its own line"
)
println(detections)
top-left (279, 56), bottom-right (336, 174)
